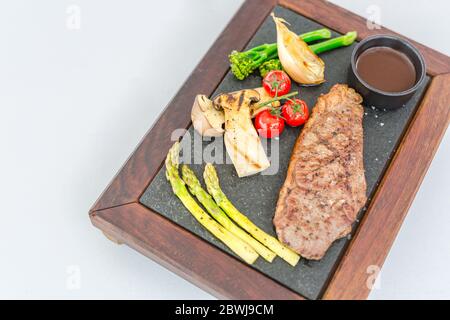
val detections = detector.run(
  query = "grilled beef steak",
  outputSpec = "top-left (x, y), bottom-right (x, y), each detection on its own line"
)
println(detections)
top-left (273, 84), bottom-right (367, 260)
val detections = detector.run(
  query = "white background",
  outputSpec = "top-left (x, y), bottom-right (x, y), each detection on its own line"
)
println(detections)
top-left (1, 0), bottom-right (449, 299)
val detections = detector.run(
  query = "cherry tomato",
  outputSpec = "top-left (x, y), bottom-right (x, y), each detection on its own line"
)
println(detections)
top-left (254, 109), bottom-right (285, 139)
top-left (281, 99), bottom-right (309, 127)
top-left (262, 70), bottom-right (291, 97)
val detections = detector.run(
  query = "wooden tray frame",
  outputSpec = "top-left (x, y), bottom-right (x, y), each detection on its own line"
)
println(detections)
top-left (89, 0), bottom-right (450, 300)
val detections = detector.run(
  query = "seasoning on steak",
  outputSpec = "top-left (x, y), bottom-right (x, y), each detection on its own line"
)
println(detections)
top-left (273, 84), bottom-right (367, 260)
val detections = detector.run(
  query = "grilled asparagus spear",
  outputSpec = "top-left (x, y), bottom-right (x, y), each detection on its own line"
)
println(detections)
top-left (181, 165), bottom-right (276, 262)
top-left (204, 163), bottom-right (300, 267)
top-left (165, 143), bottom-right (259, 264)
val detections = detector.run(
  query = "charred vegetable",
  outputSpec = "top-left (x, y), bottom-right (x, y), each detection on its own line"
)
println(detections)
top-left (272, 14), bottom-right (325, 85)
top-left (191, 94), bottom-right (225, 137)
top-left (213, 90), bottom-right (270, 177)
top-left (204, 163), bottom-right (301, 267)
top-left (192, 88), bottom-right (286, 138)
top-left (165, 143), bottom-right (259, 264)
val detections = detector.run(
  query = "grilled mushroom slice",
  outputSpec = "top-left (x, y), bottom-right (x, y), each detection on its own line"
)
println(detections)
top-left (213, 90), bottom-right (270, 177)
top-left (191, 94), bottom-right (225, 137)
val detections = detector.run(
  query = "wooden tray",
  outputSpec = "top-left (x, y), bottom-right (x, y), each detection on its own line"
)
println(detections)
top-left (139, 5), bottom-right (429, 300)
top-left (89, 0), bottom-right (450, 300)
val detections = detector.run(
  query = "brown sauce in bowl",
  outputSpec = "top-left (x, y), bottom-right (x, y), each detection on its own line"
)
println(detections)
top-left (356, 46), bottom-right (417, 93)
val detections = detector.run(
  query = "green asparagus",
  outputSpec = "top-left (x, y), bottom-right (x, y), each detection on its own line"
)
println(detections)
top-left (181, 165), bottom-right (276, 263)
top-left (204, 163), bottom-right (300, 267)
top-left (165, 143), bottom-right (259, 264)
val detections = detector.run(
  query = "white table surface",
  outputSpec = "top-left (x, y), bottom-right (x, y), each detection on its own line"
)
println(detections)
top-left (1, 0), bottom-right (449, 299)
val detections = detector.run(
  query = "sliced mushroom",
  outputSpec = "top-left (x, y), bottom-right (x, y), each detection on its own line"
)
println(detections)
top-left (191, 94), bottom-right (225, 137)
top-left (213, 90), bottom-right (270, 177)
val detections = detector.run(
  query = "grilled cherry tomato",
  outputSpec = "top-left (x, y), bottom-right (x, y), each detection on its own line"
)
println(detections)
top-left (281, 99), bottom-right (309, 127)
top-left (262, 70), bottom-right (291, 97)
top-left (254, 109), bottom-right (285, 139)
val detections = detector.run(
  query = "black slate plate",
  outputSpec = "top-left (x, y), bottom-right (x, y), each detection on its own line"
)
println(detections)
top-left (140, 5), bottom-right (429, 299)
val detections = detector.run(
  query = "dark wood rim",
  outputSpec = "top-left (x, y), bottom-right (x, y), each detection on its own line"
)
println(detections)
top-left (89, 0), bottom-right (450, 300)
top-left (91, 202), bottom-right (304, 300)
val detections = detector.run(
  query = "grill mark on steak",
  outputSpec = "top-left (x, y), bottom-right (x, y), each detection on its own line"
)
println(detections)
top-left (273, 84), bottom-right (367, 260)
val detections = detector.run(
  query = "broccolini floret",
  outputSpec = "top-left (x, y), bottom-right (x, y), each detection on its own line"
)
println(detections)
top-left (259, 59), bottom-right (283, 78)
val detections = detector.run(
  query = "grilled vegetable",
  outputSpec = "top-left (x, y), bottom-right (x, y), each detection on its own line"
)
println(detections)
top-left (165, 143), bottom-right (259, 264)
top-left (259, 59), bottom-right (283, 78)
top-left (192, 88), bottom-right (289, 138)
top-left (191, 94), bottom-right (225, 137)
top-left (272, 14), bottom-right (325, 85)
top-left (181, 165), bottom-right (276, 262)
top-left (230, 28), bottom-right (331, 80)
top-left (204, 163), bottom-right (301, 267)
top-left (213, 90), bottom-right (270, 177)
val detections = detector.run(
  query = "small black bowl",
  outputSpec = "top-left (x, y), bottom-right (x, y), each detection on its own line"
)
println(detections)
top-left (348, 35), bottom-right (426, 109)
